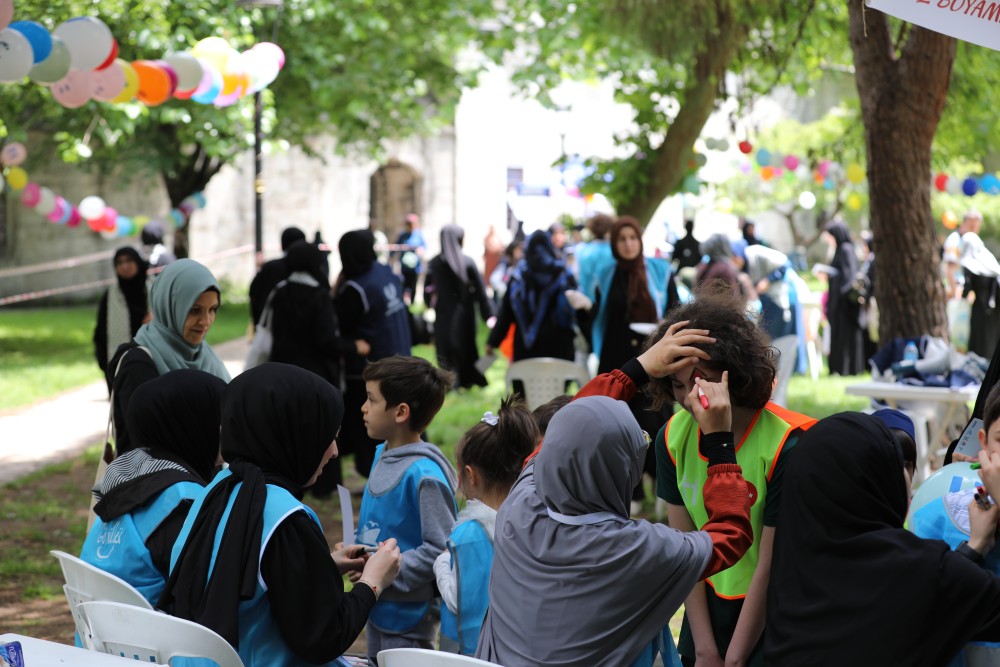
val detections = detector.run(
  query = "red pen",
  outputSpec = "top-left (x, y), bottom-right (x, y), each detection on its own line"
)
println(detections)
top-left (693, 371), bottom-right (710, 409)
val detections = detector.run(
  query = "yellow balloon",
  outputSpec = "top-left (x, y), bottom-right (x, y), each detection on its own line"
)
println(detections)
top-left (846, 193), bottom-right (863, 211)
top-left (110, 60), bottom-right (139, 103)
top-left (132, 215), bottom-right (150, 229)
top-left (846, 163), bottom-right (865, 185)
top-left (192, 37), bottom-right (232, 72)
top-left (6, 166), bottom-right (28, 190)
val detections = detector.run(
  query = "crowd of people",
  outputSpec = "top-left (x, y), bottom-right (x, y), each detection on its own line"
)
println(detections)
top-left (79, 210), bottom-right (1000, 667)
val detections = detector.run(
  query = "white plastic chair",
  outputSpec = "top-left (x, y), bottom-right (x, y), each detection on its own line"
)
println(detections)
top-left (377, 647), bottom-right (498, 666)
top-left (80, 600), bottom-right (244, 667)
top-left (504, 357), bottom-right (591, 410)
top-left (50, 550), bottom-right (153, 649)
top-left (770, 335), bottom-right (799, 408)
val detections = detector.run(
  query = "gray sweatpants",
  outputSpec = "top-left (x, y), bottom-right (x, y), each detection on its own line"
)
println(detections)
top-left (366, 603), bottom-right (440, 666)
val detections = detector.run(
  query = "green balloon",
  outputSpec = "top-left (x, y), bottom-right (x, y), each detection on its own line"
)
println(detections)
top-left (29, 35), bottom-right (70, 84)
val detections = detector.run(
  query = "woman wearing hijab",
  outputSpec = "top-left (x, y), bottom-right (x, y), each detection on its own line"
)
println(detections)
top-left (695, 234), bottom-right (743, 299)
top-left (485, 230), bottom-right (578, 362)
top-left (961, 231), bottom-right (1000, 358)
top-left (822, 221), bottom-right (866, 375)
top-left (766, 412), bottom-right (1000, 666)
top-left (477, 392), bottom-right (753, 667)
top-left (333, 229), bottom-right (412, 482)
top-left (424, 224), bottom-right (494, 389)
top-left (587, 216), bottom-right (679, 510)
top-left (159, 364), bottom-right (402, 667)
top-left (109, 259), bottom-right (230, 456)
top-left (270, 240), bottom-right (367, 387)
top-left (80, 370), bottom-right (226, 606)
top-left (93, 246), bottom-right (149, 393)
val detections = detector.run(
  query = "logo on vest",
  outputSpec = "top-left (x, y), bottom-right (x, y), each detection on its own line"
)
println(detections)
top-left (95, 519), bottom-right (125, 559)
top-left (357, 521), bottom-right (381, 546)
top-left (746, 481), bottom-right (759, 506)
top-left (384, 283), bottom-right (405, 316)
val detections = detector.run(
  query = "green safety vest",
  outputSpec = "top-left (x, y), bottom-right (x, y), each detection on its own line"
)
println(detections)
top-left (665, 403), bottom-right (815, 599)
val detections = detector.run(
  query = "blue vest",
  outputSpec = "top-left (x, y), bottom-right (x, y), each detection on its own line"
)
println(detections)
top-left (911, 494), bottom-right (1000, 666)
top-left (592, 257), bottom-right (671, 359)
top-left (81, 480), bottom-right (203, 606)
top-left (356, 444), bottom-right (455, 633)
top-left (440, 519), bottom-right (493, 655)
top-left (344, 264), bottom-right (412, 359)
top-left (170, 469), bottom-right (343, 667)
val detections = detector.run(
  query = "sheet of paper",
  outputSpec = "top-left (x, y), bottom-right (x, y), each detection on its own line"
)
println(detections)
top-left (953, 418), bottom-right (984, 460)
top-left (338, 484), bottom-right (355, 545)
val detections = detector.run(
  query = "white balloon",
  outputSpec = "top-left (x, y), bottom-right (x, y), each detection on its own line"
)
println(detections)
top-left (798, 191), bottom-right (817, 211)
top-left (78, 195), bottom-right (106, 221)
top-left (946, 175), bottom-right (962, 195)
top-left (53, 17), bottom-right (113, 71)
top-left (164, 51), bottom-right (203, 92)
top-left (35, 187), bottom-right (56, 216)
top-left (0, 27), bottom-right (34, 82)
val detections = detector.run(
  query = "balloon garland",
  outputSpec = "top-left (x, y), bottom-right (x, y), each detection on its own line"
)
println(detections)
top-left (0, 1), bottom-right (285, 108)
top-left (1, 140), bottom-right (206, 237)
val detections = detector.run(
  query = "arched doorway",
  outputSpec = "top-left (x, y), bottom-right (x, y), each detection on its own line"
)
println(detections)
top-left (369, 158), bottom-right (423, 242)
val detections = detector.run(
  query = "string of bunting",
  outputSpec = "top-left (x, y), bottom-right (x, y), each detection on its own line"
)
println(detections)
top-left (0, 0), bottom-right (285, 108)
top-left (0, 140), bottom-right (206, 237)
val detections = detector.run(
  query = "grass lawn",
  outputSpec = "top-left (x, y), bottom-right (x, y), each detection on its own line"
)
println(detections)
top-left (0, 299), bottom-right (250, 412)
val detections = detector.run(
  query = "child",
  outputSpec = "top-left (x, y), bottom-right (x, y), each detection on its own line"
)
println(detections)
top-left (911, 386), bottom-right (1000, 666)
top-left (357, 356), bottom-right (458, 663)
top-left (649, 291), bottom-right (816, 667)
top-left (532, 394), bottom-right (571, 437)
top-left (433, 396), bottom-right (540, 655)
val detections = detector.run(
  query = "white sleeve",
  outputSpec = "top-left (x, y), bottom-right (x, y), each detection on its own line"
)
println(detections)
top-left (433, 549), bottom-right (459, 613)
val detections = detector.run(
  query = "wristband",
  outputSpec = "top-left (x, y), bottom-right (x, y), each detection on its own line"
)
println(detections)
top-left (357, 579), bottom-right (380, 600)
top-left (957, 540), bottom-right (985, 565)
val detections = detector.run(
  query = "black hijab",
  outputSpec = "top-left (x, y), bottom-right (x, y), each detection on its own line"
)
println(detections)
top-left (113, 246), bottom-right (149, 330)
top-left (94, 369), bottom-right (225, 520)
top-left (284, 239), bottom-right (327, 285)
top-left (766, 412), bottom-right (1000, 666)
top-left (440, 224), bottom-right (468, 285)
top-left (338, 229), bottom-right (377, 280)
top-left (158, 363), bottom-right (345, 648)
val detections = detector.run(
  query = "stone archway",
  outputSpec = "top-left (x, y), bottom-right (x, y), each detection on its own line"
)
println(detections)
top-left (369, 158), bottom-right (423, 242)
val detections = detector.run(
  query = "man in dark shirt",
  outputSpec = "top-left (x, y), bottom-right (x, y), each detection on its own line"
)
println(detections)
top-left (673, 219), bottom-right (701, 269)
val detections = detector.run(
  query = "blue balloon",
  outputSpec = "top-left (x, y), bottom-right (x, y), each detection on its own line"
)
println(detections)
top-left (962, 177), bottom-right (979, 197)
top-left (907, 462), bottom-right (980, 528)
top-left (191, 67), bottom-right (223, 104)
top-left (57, 204), bottom-right (72, 225)
top-left (756, 149), bottom-right (772, 168)
top-left (981, 174), bottom-right (1000, 195)
top-left (9, 21), bottom-right (52, 64)
top-left (116, 216), bottom-right (134, 236)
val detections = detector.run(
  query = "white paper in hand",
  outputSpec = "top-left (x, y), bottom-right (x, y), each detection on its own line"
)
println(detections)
top-left (338, 484), bottom-right (356, 545)
top-left (954, 418), bottom-right (984, 460)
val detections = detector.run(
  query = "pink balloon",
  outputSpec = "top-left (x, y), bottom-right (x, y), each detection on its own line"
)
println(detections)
top-left (20, 182), bottom-right (41, 207)
top-left (91, 60), bottom-right (126, 101)
top-left (783, 155), bottom-right (800, 171)
top-left (67, 207), bottom-right (82, 227)
top-left (191, 59), bottom-right (216, 96)
top-left (1, 141), bottom-right (26, 166)
top-left (51, 69), bottom-right (93, 108)
top-left (101, 206), bottom-right (118, 231)
top-left (213, 89), bottom-right (240, 107)
top-left (0, 0), bottom-right (12, 31)
top-left (46, 196), bottom-right (67, 222)
top-left (818, 160), bottom-right (831, 177)
top-left (154, 60), bottom-right (178, 95)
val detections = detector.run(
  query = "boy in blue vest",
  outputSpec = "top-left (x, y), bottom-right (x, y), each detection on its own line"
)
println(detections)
top-left (356, 355), bottom-right (458, 664)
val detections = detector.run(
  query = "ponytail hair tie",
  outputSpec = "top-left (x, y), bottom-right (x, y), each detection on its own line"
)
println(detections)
top-left (481, 411), bottom-right (499, 426)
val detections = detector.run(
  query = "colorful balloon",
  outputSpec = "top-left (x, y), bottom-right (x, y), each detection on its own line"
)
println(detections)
top-left (20, 182), bottom-right (40, 207)
top-left (252, 42), bottom-right (285, 69)
top-left (46, 196), bottom-right (67, 222)
top-left (9, 21), bottom-right (52, 63)
top-left (0, 27), bottom-right (34, 82)
top-left (191, 37), bottom-right (232, 72)
top-left (0, 0), bottom-right (12, 31)
top-left (29, 35), bottom-right (71, 84)
top-left (51, 69), bottom-right (93, 108)
top-left (846, 163), bottom-right (865, 185)
top-left (109, 60), bottom-right (138, 103)
top-left (846, 192), bottom-right (863, 211)
top-left (100, 206), bottom-right (118, 232)
top-left (191, 62), bottom-right (223, 104)
top-left (53, 17), bottom-right (114, 71)
top-left (91, 60), bottom-right (126, 101)
top-left (67, 207), bottom-right (82, 227)
top-left (738, 140), bottom-right (752, 155)
top-left (154, 60), bottom-right (178, 95)
top-left (35, 187), bottom-right (56, 216)
top-left (942, 210), bottom-right (959, 230)
top-left (6, 166), bottom-right (27, 190)
top-left (756, 149), bottom-right (772, 168)
top-left (116, 216), bottom-right (134, 236)
top-left (962, 177), bottom-right (979, 197)
top-left (1, 141), bottom-right (26, 166)
top-left (783, 155), bottom-right (800, 171)
top-left (78, 195), bottom-right (106, 221)
top-left (163, 51), bottom-right (202, 93)
top-left (95, 39), bottom-right (118, 70)
top-left (934, 173), bottom-right (948, 192)
top-left (132, 60), bottom-right (171, 106)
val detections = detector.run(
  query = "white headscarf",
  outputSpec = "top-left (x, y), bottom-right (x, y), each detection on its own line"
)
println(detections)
top-left (961, 232), bottom-right (1000, 280)
top-left (476, 397), bottom-right (712, 666)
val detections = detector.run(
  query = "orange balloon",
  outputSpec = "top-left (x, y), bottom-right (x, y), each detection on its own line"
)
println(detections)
top-left (132, 60), bottom-right (171, 106)
top-left (942, 210), bottom-right (959, 230)
top-left (220, 72), bottom-right (239, 96)
top-left (761, 166), bottom-right (775, 181)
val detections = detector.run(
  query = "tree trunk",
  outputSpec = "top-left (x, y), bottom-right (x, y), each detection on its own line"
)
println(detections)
top-left (617, 9), bottom-right (747, 225)
top-left (849, 1), bottom-right (953, 343)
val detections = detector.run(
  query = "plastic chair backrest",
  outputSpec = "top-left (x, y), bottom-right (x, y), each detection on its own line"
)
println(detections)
top-left (770, 335), bottom-right (799, 408)
top-left (504, 357), bottom-right (591, 410)
top-left (378, 648), bottom-right (499, 666)
top-left (50, 550), bottom-right (153, 649)
top-left (80, 600), bottom-right (245, 667)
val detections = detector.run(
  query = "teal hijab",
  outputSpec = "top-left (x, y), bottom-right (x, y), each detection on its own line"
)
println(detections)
top-left (134, 259), bottom-right (230, 380)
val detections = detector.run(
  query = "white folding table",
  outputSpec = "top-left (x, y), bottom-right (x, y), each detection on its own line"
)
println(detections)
top-left (0, 633), bottom-right (165, 665)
